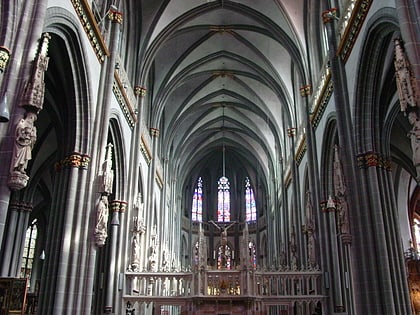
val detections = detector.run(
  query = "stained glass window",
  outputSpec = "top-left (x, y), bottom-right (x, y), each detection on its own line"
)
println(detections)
top-left (192, 177), bottom-right (203, 222)
top-left (21, 219), bottom-right (38, 284)
top-left (245, 177), bottom-right (257, 222)
top-left (217, 176), bottom-right (230, 222)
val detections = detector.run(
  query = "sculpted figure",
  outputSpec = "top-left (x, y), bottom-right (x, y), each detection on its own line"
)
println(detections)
top-left (11, 112), bottom-right (37, 174)
top-left (95, 196), bottom-right (109, 246)
top-left (408, 111), bottom-right (420, 167)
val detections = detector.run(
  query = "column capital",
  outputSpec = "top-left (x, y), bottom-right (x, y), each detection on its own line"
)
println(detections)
top-left (0, 46), bottom-right (11, 73)
top-left (356, 151), bottom-right (392, 171)
top-left (134, 86), bottom-right (147, 97)
top-left (287, 127), bottom-right (296, 137)
top-left (300, 84), bottom-right (312, 97)
top-left (322, 8), bottom-right (338, 24)
top-left (108, 9), bottom-right (123, 24)
top-left (55, 152), bottom-right (91, 172)
top-left (150, 127), bottom-right (160, 137)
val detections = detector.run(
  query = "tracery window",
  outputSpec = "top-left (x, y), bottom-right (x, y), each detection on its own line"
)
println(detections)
top-left (192, 177), bottom-right (203, 222)
top-left (217, 176), bottom-right (230, 222)
top-left (21, 219), bottom-right (38, 283)
top-left (245, 177), bottom-right (257, 222)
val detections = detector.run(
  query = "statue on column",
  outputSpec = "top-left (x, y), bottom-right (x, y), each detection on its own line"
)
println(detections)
top-left (407, 111), bottom-right (420, 181)
top-left (94, 144), bottom-right (114, 246)
top-left (94, 195), bottom-right (109, 246)
top-left (394, 38), bottom-right (418, 112)
top-left (8, 33), bottom-right (50, 191)
top-left (303, 191), bottom-right (316, 268)
top-left (333, 145), bottom-right (350, 235)
top-left (99, 143), bottom-right (114, 194)
top-left (11, 111), bottom-right (37, 174)
top-left (148, 225), bottom-right (159, 272)
top-left (131, 216), bottom-right (146, 271)
top-left (290, 226), bottom-right (298, 271)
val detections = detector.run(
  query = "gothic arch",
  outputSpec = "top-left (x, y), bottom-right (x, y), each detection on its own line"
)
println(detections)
top-left (352, 8), bottom-right (411, 314)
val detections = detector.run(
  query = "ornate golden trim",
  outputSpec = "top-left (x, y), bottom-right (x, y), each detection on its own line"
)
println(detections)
top-left (140, 135), bottom-right (152, 165)
top-left (337, 0), bottom-right (373, 62)
top-left (71, 0), bottom-right (110, 63)
top-left (0, 46), bottom-right (11, 72)
top-left (113, 73), bottom-right (137, 129)
top-left (356, 151), bottom-right (392, 171)
top-left (55, 152), bottom-right (91, 172)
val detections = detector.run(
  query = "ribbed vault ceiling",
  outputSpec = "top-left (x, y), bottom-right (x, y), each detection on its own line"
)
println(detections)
top-left (137, 0), bottom-right (308, 186)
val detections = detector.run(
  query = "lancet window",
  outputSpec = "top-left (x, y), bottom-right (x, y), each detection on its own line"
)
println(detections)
top-left (21, 219), bottom-right (38, 284)
top-left (192, 177), bottom-right (203, 222)
top-left (245, 177), bottom-right (257, 222)
top-left (217, 176), bottom-right (230, 222)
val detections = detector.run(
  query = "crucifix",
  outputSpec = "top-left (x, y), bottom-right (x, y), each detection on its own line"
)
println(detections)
top-left (209, 220), bottom-right (237, 246)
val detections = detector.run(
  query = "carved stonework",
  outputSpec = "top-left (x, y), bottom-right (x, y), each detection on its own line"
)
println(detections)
top-left (356, 151), bottom-right (391, 171)
top-left (148, 225), bottom-right (159, 272)
top-left (55, 153), bottom-right (91, 172)
top-left (290, 226), bottom-right (298, 271)
top-left (8, 171), bottom-right (29, 191)
top-left (8, 111), bottom-right (37, 190)
top-left (303, 191), bottom-right (316, 268)
top-left (21, 33), bottom-right (50, 112)
top-left (134, 86), bottom-right (147, 97)
top-left (299, 84), bottom-right (312, 97)
top-left (407, 111), bottom-right (420, 182)
top-left (333, 145), bottom-right (350, 235)
top-left (131, 215), bottom-right (146, 271)
top-left (0, 46), bottom-right (11, 72)
top-left (99, 143), bottom-right (114, 194)
top-left (94, 195), bottom-right (109, 247)
top-left (108, 9), bottom-right (123, 24)
top-left (150, 127), bottom-right (160, 137)
top-left (394, 38), bottom-right (418, 112)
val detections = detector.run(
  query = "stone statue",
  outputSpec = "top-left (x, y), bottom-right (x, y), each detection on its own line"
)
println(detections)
top-left (290, 226), bottom-right (298, 270)
top-left (408, 112), bottom-right (420, 169)
top-left (100, 143), bottom-right (114, 194)
top-left (149, 246), bottom-right (158, 272)
top-left (394, 38), bottom-right (417, 112)
top-left (130, 216), bottom-right (145, 271)
top-left (209, 220), bottom-right (236, 246)
top-left (95, 195), bottom-right (109, 246)
top-left (11, 111), bottom-right (37, 174)
top-left (131, 234), bottom-right (140, 270)
top-left (304, 191), bottom-right (316, 267)
top-left (333, 145), bottom-right (350, 234)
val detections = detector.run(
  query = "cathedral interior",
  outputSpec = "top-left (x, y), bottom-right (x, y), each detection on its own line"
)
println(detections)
top-left (0, 0), bottom-right (420, 314)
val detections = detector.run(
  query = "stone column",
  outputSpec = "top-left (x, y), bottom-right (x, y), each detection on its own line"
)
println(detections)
top-left (0, 201), bottom-right (32, 276)
top-left (104, 200), bottom-right (125, 313)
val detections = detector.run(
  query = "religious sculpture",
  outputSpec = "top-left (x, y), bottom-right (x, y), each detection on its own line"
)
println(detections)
top-left (209, 220), bottom-right (236, 268)
top-left (333, 145), bottom-right (350, 235)
top-left (408, 111), bottom-right (420, 180)
top-left (290, 226), bottom-right (298, 270)
top-left (11, 111), bottom-right (37, 174)
top-left (394, 38), bottom-right (418, 112)
top-left (304, 191), bottom-right (316, 268)
top-left (130, 216), bottom-right (145, 271)
top-left (99, 143), bottom-right (114, 194)
top-left (94, 195), bottom-right (109, 246)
